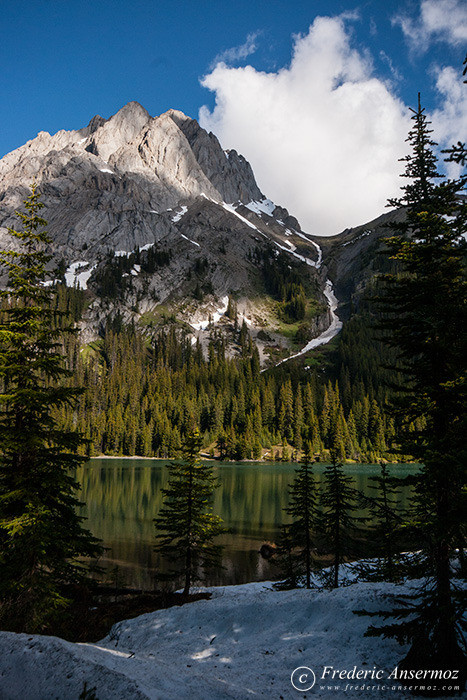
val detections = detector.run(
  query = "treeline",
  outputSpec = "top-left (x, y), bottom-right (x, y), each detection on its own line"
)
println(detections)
top-left (92, 245), bottom-right (172, 299)
top-left (54, 297), bottom-right (413, 463)
top-left (253, 247), bottom-right (321, 323)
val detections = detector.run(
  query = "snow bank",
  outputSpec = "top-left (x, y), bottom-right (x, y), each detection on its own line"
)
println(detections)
top-left (275, 279), bottom-right (343, 368)
top-left (64, 262), bottom-right (96, 290)
top-left (0, 578), bottom-right (430, 700)
top-left (244, 198), bottom-right (276, 217)
top-left (172, 205), bottom-right (188, 223)
top-left (191, 295), bottom-right (229, 331)
top-left (0, 633), bottom-right (147, 700)
top-left (180, 233), bottom-right (200, 247)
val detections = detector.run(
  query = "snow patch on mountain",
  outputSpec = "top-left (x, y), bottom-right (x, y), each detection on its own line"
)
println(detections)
top-left (114, 250), bottom-right (132, 258)
top-left (342, 230), bottom-right (371, 247)
top-left (221, 202), bottom-right (259, 230)
top-left (276, 279), bottom-right (342, 368)
top-left (270, 239), bottom-right (317, 268)
top-left (181, 233), bottom-right (200, 247)
top-left (64, 262), bottom-right (96, 290)
top-left (172, 205), bottom-right (188, 223)
top-left (244, 198), bottom-right (276, 217)
top-left (191, 295), bottom-right (229, 330)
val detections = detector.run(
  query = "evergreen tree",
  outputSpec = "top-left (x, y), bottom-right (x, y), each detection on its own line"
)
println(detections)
top-left (278, 443), bottom-right (317, 588)
top-left (357, 462), bottom-right (405, 582)
top-left (69, 311), bottom-right (401, 464)
top-left (273, 523), bottom-right (300, 590)
top-left (154, 430), bottom-right (224, 595)
top-left (319, 452), bottom-right (361, 588)
top-left (0, 186), bottom-right (101, 632)
top-left (374, 95), bottom-right (466, 691)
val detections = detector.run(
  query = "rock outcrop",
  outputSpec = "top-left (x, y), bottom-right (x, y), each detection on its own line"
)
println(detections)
top-left (0, 102), bottom-right (329, 364)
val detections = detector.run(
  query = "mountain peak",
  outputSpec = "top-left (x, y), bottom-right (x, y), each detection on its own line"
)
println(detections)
top-left (0, 100), bottom-right (268, 261)
top-left (83, 102), bottom-right (151, 161)
top-left (85, 114), bottom-right (107, 134)
top-left (165, 108), bottom-right (190, 129)
top-left (168, 112), bottom-right (263, 204)
top-left (113, 101), bottom-right (150, 122)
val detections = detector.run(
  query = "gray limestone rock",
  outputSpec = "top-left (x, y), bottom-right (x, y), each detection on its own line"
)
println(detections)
top-left (0, 102), bottom-right (286, 262)
top-left (0, 101), bottom-right (330, 362)
top-left (168, 110), bottom-right (263, 204)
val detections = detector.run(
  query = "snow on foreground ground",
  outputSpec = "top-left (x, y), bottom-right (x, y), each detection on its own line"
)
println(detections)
top-left (0, 578), bottom-right (457, 700)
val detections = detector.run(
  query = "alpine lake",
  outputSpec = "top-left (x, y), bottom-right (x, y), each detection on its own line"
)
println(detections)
top-left (76, 459), bottom-right (417, 590)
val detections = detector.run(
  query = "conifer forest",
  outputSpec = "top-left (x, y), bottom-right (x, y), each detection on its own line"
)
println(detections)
top-left (56, 294), bottom-right (402, 464)
top-left (0, 38), bottom-right (465, 698)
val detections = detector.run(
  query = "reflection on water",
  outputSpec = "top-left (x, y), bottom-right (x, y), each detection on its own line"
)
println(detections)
top-left (76, 460), bottom-right (416, 589)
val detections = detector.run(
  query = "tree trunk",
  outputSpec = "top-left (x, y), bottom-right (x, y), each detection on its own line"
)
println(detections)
top-left (305, 464), bottom-right (311, 589)
top-left (184, 466), bottom-right (193, 597)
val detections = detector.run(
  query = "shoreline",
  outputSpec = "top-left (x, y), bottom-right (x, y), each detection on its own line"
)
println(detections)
top-left (88, 454), bottom-right (419, 466)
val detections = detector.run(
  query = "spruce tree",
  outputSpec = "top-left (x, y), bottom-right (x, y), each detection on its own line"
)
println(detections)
top-left (154, 430), bottom-right (224, 595)
top-left (0, 185), bottom-right (101, 632)
top-left (281, 443), bottom-right (317, 588)
top-left (318, 452), bottom-right (361, 588)
top-left (357, 462), bottom-right (405, 582)
top-left (374, 95), bottom-right (466, 691)
top-left (273, 523), bottom-right (300, 590)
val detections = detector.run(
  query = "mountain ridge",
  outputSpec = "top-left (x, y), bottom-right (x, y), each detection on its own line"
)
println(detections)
top-left (0, 101), bottom-right (387, 366)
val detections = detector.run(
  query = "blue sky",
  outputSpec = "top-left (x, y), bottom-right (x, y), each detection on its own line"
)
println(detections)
top-left (2, 0), bottom-right (466, 233)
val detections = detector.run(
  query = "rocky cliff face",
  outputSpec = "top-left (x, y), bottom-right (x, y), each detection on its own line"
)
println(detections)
top-left (0, 102), bottom-right (330, 365)
top-left (0, 102), bottom-right (267, 256)
top-left (168, 109), bottom-right (263, 204)
top-left (312, 207), bottom-right (407, 320)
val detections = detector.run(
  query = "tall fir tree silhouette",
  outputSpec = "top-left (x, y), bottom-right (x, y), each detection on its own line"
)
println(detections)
top-left (374, 93), bottom-right (466, 693)
top-left (154, 430), bottom-right (224, 595)
top-left (277, 443), bottom-right (317, 588)
top-left (357, 462), bottom-right (405, 582)
top-left (319, 452), bottom-right (361, 588)
top-left (0, 185), bottom-right (101, 632)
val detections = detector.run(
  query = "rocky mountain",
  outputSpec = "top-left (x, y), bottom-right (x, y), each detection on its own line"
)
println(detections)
top-left (310, 207), bottom-right (407, 321)
top-left (0, 102), bottom-right (345, 365)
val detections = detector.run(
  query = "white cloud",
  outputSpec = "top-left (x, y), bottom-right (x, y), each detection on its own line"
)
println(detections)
top-left (379, 50), bottom-right (403, 82)
top-left (200, 16), bottom-right (409, 235)
top-left (211, 32), bottom-right (260, 68)
top-left (431, 65), bottom-right (467, 178)
top-left (393, 0), bottom-right (467, 51)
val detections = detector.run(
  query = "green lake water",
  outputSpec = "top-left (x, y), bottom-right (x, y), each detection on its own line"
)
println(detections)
top-left (76, 459), bottom-right (416, 589)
